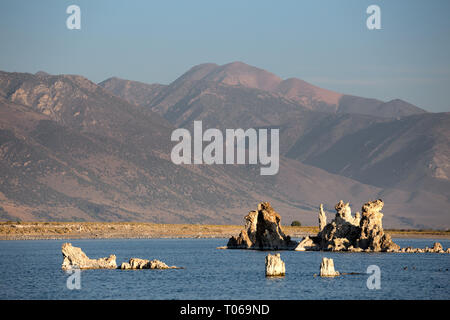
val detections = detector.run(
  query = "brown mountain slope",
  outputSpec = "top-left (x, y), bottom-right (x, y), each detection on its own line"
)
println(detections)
top-left (287, 112), bottom-right (450, 197)
top-left (276, 77), bottom-right (342, 111)
top-left (1, 101), bottom-right (445, 228)
top-left (0, 71), bottom-right (173, 154)
top-left (152, 80), bottom-right (304, 129)
top-left (98, 77), bottom-right (166, 108)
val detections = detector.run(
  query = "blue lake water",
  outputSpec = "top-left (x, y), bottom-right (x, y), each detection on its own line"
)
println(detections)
top-left (0, 238), bottom-right (449, 299)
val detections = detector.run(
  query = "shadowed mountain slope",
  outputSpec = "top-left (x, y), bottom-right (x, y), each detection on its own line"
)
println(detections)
top-left (287, 112), bottom-right (450, 196)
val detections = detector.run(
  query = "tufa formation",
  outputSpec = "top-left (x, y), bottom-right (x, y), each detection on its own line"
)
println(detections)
top-left (61, 243), bottom-right (117, 270)
top-left (296, 199), bottom-right (400, 252)
top-left (61, 243), bottom-right (181, 270)
top-left (319, 257), bottom-right (340, 277)
top-left (265, 253), bottom-right (286, 277)
top-left (120, 258), bottom-right (179, 270)
top-left (227, 200), bottom-right (448, 253)
top-left (227, 202), bottom-right (298, 250)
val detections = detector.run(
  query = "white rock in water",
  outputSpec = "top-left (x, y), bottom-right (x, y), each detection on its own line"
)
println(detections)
top-left (320, 257), bottom-right (339, 277)
top-left (61, 243), bottom-right (116, 270)
top-left (265, 253), bottom-right (285, 277)
top-left (120, 258), bottom-right (179, 269)
top-left (295, 236), bottom-right (319, 251)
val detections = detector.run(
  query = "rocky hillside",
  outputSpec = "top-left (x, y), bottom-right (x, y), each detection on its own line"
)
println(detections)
top-left (0, 66), bottom-right (448, 229)
top-left (100, 62), bottom-right (446, 199)
top-left (0, 70), bottom-right (402, 226)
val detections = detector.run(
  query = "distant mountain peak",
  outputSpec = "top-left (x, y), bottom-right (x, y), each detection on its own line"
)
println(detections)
top-left (101, 76), bottom-right (122, 82)
top-left (218, 61), bottom-right (275, 75)
top-left (223, 61), bottom-right (248, 67)
top-left (180, 61), bottom-right (282, 91)
top-left (97, 62), bottom-right (428, 118)
top-left (35, 71), bottom-right (50, 76)
top-left (173, 62), bottom-right (343, 109)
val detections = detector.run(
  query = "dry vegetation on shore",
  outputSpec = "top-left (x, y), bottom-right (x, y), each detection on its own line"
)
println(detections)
top-left (0, 221), bottom-right (448, 240)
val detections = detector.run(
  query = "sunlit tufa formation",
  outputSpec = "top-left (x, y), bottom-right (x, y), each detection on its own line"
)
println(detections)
top-left (227, 202), bottom-right (298, 250)
top-left (120, 258), bottom-right (179, 270)
top-left (400, 242), bottom-right (447, 253)
top-left (265, 253), bottom-right (286, 277)
top-left (296, 199), bottom-right (400, 252)
top-left (319, 257), bottom-right (339, 277)
top-left (226, 200), bottom-right (448, 253)
top-left (318, 204), bottom-right (327, 233)
top-left (355, 200), bottom-right (399, 252)
top-left (61, 243), bottom-right (117, 270)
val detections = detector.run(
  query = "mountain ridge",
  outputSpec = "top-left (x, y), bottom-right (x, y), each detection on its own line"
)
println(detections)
top-left (0, 68), bottom-right (447, 229)
top-left (99, 61), bottom-right (427, 118)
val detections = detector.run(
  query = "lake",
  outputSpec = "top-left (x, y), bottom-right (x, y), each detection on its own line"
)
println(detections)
top-left (0, 238), bottom-right (449, 299)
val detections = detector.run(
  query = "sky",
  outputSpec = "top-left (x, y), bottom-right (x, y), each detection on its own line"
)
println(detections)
top-left (0, 0), bottom-right (449, 112)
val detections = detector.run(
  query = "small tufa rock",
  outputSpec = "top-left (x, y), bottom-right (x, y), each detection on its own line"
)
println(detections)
top-left (425, 242), bottom-right (444, 253)
top-left (294, 236), bottom-right (319, 251)
top-left (61, 243), bottom-right (116, 270)
top-left (347, 245), bottom-right (363, 252)
top-left (120, 258), bottom-right (179, 270)
top-left (320, 257), bottom-right (339, 277)
top-left (400, 243), bottom-right (448, 253)
top-left (265, 253), bottom-right (285, 277)
top-left (432, 242), bottom-right (444, 253)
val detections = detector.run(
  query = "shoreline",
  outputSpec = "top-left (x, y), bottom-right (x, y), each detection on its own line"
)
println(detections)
top-left (1, 222), bottom-right (449, 240)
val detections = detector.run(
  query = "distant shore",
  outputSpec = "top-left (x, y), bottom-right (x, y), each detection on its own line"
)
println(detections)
top-left (0, 221), bottom-right (449, 240)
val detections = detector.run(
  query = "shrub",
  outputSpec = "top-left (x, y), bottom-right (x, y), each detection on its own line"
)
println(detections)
top-left (291, 221), bottom-right (301, 227)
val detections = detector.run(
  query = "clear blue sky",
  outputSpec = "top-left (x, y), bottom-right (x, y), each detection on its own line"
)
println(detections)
top-left (1, 0), bottom-right (449, 112)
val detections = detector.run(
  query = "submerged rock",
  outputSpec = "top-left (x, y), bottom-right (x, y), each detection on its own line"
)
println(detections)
top-left (320, 257), bottom-right (339, 277)
top-left (227, 202), bottom-right (297, 250)
top-left (400, 242), bottom-right (446, 253)
top-left (120, 258), bottom-right (179, 270)
top-left (425, 242), bottom-right (445, 253)
top-left (61, 243), bottom-right (117, 270)
top-left (265, 253), bottom-right (285, 277)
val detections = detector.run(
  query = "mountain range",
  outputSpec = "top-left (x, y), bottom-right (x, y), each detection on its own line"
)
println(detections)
top-left (0, 62), bottom-right (448, 228)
